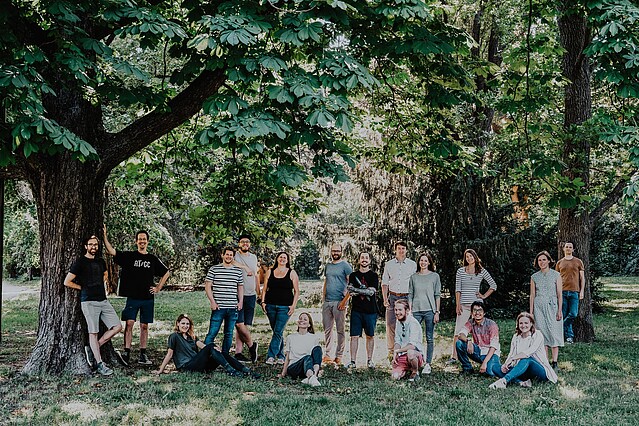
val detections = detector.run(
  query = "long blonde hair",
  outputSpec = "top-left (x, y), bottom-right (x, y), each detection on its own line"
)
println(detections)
top-left (515, 312), bottom-right (536, 336)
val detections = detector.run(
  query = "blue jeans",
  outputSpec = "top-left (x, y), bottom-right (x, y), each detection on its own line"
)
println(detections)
top-left (286, 346), bottom-right (323, 379)
top-left (265, 304), bottom-right (291, 360)
top-left (204, 308), bottom-right (238, 354)
top-left (455, 340), bottom-right (501, 377)
top-left (562, 291), bottom-right (579, 340)
top-left (501, 357), bottom-right (548, 384)
top-left (413, 310), bottom-right (435, 363)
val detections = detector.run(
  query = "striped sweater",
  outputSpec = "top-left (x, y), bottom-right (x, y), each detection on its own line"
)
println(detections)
top-left (455, 267), bottom-right (497, 305)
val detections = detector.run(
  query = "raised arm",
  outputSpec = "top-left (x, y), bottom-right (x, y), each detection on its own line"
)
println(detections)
top-left (102, 225), bottom-right (117, 257)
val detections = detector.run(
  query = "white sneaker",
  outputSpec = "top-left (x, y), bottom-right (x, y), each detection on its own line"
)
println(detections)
top-left (301, 377), bottom-right (310, 385)
top-left (265, 357), bottom-right (275, 365)
top-left (489, 378), bottom-right (507, 389)
top-left (367, 360), bottom-right (375, 369)
top-left (422, 363), bottom-right (432, 375)
top-left (346, 361), bottom-right (356, 369)
top-left (309, 375), bottom-right (321, 387)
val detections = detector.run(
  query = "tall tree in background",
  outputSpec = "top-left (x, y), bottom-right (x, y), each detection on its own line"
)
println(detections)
top-left (556, 0), bottom-right (639, 341)
top-left (0, 0), bottom-right (467, 374)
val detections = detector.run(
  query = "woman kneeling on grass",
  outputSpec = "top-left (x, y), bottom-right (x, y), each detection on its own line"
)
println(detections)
top-left (155, 314), bottom-right (258, 378)
top-left (277, 312), bottom-right (322, 386)
top-left (489, 312), bottom-right (558, 389)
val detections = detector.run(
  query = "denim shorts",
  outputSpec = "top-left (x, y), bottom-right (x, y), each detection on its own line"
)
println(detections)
top-left (121, 298), bottom-right (155, 323)
top-left (237, 295), bottom-right (256, 326)
top-left (350, 310), bottom-right (377, 337)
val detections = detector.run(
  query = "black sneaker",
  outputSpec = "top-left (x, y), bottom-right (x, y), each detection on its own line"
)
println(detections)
top-left (115, 350), bottom-right (129, 367)
top-left (138, 352), bottom-right (152, 365)
top-left (249, 342), bottom-right (259, 363)
top-left (84, 345), bottom-right (97, 370)
top-left (226, 368), bottom-right (243, 377)
top-left (551, 361), bottom-right (559, 372)
top-left (234, 353), bottom-right (250, 362)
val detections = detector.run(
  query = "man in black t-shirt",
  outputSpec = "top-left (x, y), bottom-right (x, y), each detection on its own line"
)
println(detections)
top-left (345, 252), bottom-right (379, 369)
top-left (104, 226), bottom-right (170, 366)
top-left (64, 235), bottom-right (123, 376)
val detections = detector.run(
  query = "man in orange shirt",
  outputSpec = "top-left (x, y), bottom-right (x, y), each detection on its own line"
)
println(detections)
top-left (555, 241), bottom-right (585, 344)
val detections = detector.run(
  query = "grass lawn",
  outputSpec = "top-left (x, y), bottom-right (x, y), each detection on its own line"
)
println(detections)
top-left (1, 278), bottom-right (638, 425)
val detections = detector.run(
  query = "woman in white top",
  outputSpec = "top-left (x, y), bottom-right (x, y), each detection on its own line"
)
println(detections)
top-left (489, 312), bottom-right (558, 389)
top-left (278, 312), bottom-right (323, 386)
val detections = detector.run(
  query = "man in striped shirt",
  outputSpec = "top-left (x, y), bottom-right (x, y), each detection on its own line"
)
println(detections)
top-left (204, 247), bottom-right (244, 354)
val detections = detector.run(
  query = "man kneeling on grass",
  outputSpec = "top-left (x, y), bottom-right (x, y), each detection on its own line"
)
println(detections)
top-left (455, 301), bottom-right (501, 377)
top-left (64, 235), bottom-right (123, 376)
top-left (391, 299), bottom-right (424, 382)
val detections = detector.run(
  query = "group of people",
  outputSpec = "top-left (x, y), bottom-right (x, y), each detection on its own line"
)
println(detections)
top-left (64, 229), bottom-right (584, 390)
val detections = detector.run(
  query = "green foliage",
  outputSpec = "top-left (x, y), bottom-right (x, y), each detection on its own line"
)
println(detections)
top-left (2, 182), bottom-right (40, 278)
top-left (294, 240), bottom-right (321, 279)
top-left (586, 0), bottom-right (639, 98)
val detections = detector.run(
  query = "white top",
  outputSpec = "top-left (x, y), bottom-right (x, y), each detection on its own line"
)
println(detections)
top-left (382, 258), bottom-right (417, 293)
top-left (235, 252), bottom-right (258, 296)
top-left (503, 331), bottom-right (558, 383)
top-left (394, 315), bottom-right (424, 353)
top-left (285, 332), bottom-right (320, 364)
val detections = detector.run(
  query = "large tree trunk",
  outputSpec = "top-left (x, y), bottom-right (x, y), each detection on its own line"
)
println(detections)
top-left (22, 156), bottom-right (109, 374)
top-left (557, 1), bottom-right (595, 342)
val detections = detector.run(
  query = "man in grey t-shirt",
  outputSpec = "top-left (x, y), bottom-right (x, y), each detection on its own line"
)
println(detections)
top-left (321, 243), bottom-right (353, 366)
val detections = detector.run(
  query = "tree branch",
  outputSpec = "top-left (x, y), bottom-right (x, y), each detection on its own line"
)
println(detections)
top-left (590, 172), bottom-right (638, 227)
top-left (99, 68), bottom-right (227, 174)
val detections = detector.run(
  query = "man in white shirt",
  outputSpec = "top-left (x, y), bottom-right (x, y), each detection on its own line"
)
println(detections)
top-left (382, 241), bottom-right (417, 357)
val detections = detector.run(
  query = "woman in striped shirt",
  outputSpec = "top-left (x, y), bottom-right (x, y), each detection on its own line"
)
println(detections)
top-left (447, 249), bottom-right (497, 364)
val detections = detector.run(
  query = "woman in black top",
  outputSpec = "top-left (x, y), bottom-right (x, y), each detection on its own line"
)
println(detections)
top-left (260, 251), bottom-right (300, 365)
top-left (155, 314), bottom-right (257, 377)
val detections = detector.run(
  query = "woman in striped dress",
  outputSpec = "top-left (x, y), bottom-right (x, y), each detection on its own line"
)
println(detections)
top-left (448, 249), bottom-right (497, 364)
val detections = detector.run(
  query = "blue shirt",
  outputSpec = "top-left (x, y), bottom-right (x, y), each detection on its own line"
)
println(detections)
top-left (324, 261), bottom-right (353, 302)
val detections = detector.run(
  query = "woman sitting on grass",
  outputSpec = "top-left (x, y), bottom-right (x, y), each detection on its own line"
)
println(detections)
top-left (489, 312), bottom-right (558, 389)
top-left (155, 314), bottom-right (258, 378)
top-left (277, 312), bottom-right (322, 386)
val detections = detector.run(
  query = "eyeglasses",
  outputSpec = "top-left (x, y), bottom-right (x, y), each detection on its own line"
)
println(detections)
top-left (239, 240), bottom-right (250, 244)
top-left (472, 309), bottom-right (484, 313)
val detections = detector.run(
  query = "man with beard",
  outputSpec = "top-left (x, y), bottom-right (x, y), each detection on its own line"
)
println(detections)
top-left (321, 243), bottom-right (353, 366)
top-left (104, 226), bottom-right (170, 366)
top-left (345, 252), bottom-right (379, 369)
top-left (64, 235), bottom-right (123, 376)
top-left (382, 242), bottom-right (417, 358)
top-left (233, 234), bottom-right (260, 363)
top-left (391, 299), bottom-right (424, 382)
